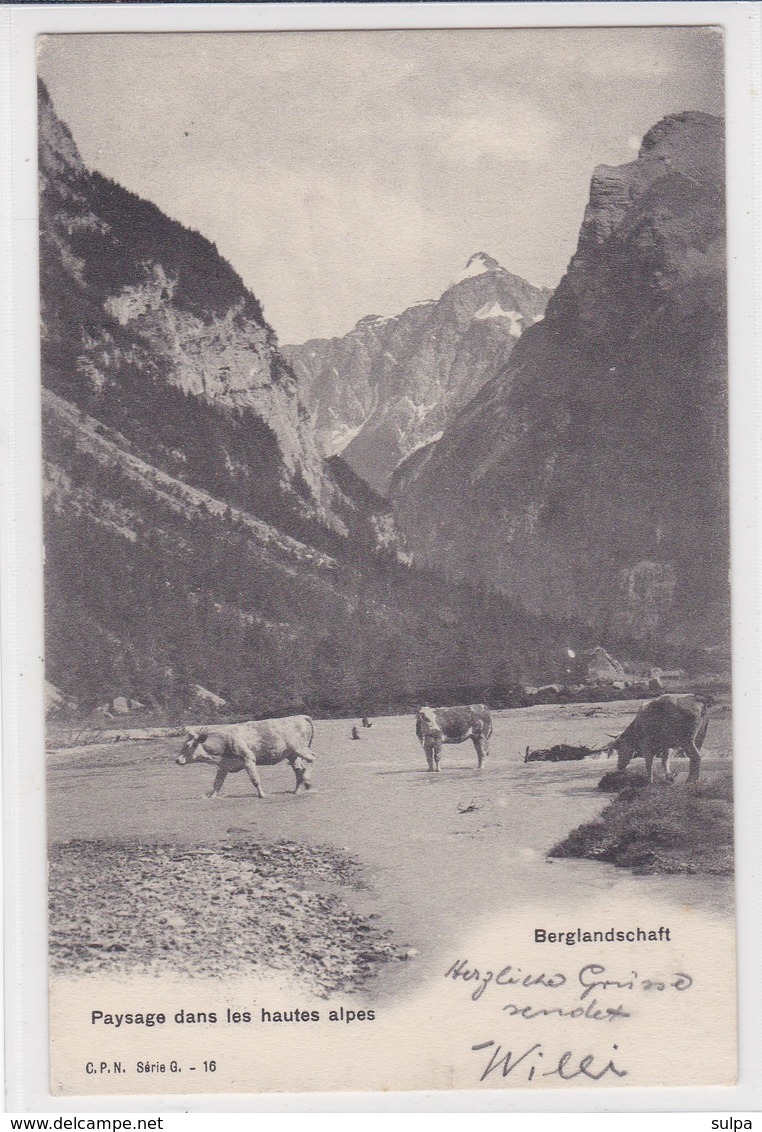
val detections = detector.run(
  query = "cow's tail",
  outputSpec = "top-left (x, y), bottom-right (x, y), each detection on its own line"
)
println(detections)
top-left (695, 700), bottom-right (711, 749)
top-left (305, 715), bottom-right (315, 749)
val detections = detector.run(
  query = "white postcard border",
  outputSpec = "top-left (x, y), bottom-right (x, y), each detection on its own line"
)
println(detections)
top-left (1, 0), bottom-right (760, 1113)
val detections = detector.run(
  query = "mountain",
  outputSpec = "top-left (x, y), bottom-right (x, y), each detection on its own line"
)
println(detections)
top-left (38, 77), bottom-right (398, 710)
top-left (39, 77), bottom-right (350, 543)
top-left (39, 80), bottom-right (577, 714)
top-left (283, 253), bottom-right (549, 493)
top-left (392, 113), bottom-right (729, 648)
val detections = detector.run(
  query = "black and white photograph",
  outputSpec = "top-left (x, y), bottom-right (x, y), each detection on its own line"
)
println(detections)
top-left (14, 12), bottom-right (753, 1099)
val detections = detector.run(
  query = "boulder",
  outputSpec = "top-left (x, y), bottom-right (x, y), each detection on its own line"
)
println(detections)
top-left (190, 684), bottom-right (227, 708)
top-left (45, 680), bottom-right (76, 717)
top-left (586, 647), bottom-right (626, 685)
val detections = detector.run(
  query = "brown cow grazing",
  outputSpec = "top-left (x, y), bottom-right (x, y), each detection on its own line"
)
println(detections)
top-left (415, 705), bottom-right (492, 771)
top-left (606, 694), bottom-right (709, 783)
top-left (175, 716), bottom-right (315, 798)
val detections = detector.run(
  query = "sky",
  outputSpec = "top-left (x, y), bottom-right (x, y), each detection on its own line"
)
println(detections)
top-left (38, 29), bottom-right (724, 343)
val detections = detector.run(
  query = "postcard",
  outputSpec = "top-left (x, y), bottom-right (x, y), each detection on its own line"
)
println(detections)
top-left (3, 3), bottom-right (760, 1110)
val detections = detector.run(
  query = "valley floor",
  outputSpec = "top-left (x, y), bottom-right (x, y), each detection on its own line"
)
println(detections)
top-left (47, 701), bottom-right (734, 998)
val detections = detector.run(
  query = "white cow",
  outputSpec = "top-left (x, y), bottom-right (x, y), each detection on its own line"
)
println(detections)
top-left (415, 704), bottom-right (493, 771)
top-left (175, 716), bottom-right (316, 798)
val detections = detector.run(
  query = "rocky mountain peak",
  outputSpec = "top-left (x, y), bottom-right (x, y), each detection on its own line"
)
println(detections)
top-left (448, 251), bottom-right (502, 288)
top-left (639, 111), bottom-right (724, 170)
top-left (284, 254), bottom-right (549, 492)
top-left (573, 112), bottom-right (724, 260)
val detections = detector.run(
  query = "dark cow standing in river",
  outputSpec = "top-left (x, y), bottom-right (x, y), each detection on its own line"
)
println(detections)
top-left (176, 716), bottom-right (316, 797)
top-left (415, 705), bottom-right (493, 771)
top-left (608, 694), bottom-right (709, 783)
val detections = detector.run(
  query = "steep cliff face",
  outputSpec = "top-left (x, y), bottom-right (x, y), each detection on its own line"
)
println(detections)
top-left (392, 113), bottom-right (729, 646)
top-left (39, 78), bottom-right (346, 534)
top-left (284, 252), bottom-right (549, 493)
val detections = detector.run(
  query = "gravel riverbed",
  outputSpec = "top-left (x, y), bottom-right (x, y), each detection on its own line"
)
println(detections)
top-left (49, 839), bottom-right (409, 995)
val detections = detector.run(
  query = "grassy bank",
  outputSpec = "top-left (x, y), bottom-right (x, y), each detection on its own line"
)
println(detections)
top-left (550, 768), bottom-right (734, 875)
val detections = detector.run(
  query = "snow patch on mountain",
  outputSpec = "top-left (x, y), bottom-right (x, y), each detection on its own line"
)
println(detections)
top-left (448, 252), bottom-right (499, 288)
top-left (323, 419), bottom-right (367, 457)
top-left (405, 431), bottom-right (443, 460)
top-left (474, 303), bottom-right (524, 336)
